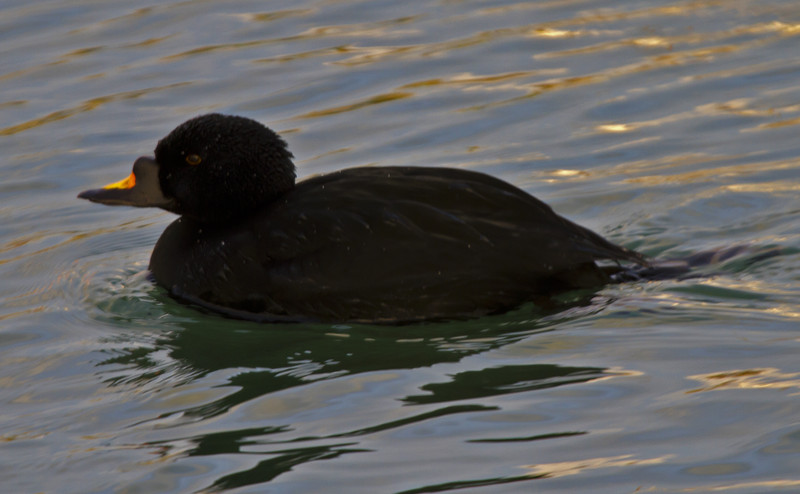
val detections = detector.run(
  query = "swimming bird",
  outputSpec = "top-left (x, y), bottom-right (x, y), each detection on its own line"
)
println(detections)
top-left (79, 113), bottom-right (649, 323)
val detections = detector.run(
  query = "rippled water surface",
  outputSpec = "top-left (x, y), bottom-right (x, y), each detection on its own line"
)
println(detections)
top-left (2, 1), bottom-right (800, 492)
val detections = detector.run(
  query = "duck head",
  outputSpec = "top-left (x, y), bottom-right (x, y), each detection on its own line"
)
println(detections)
top-left (78, 113), bottom-right (296, 223)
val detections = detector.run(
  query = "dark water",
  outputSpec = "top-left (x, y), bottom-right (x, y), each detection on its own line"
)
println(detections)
top-left (2, 1), bottom-right (800, 492)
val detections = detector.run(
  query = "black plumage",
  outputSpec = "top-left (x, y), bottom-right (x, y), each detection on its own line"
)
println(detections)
top-left (79, 114), bottom-right (647, 323)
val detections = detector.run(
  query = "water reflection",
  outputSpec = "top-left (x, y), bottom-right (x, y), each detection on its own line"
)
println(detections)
top-left (0, 83), bottom-right (190, 136)
top-left (207, 442), bottom-right (370, 492)
top-left (687, 367), bottom-right (800, 393)
top-left (3, 0), bottom-right (800, 491)
top-left (403, 363), bottom-right (607, 405)
top-left (90, 289), bottom-right (617, 491)
top-left (98, 291), bottom-right (605, 415)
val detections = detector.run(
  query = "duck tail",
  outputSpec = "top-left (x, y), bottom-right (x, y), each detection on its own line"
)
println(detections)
top-left (608, 244), bottom-right (782, 282)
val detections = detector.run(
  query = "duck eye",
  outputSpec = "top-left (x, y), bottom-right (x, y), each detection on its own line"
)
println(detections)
top-left (185, 154), bottom-right (202, 166)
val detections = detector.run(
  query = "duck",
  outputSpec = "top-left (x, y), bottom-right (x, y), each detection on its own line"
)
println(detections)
top-left (78, 113), bottom-right (649, 323)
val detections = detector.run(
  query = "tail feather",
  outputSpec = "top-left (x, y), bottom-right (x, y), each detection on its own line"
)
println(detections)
top-left (608, 245), bottom-right (782, 282)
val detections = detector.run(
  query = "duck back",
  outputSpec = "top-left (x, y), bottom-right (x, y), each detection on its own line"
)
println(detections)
top-left (150, 166), bottom-right (645, 323)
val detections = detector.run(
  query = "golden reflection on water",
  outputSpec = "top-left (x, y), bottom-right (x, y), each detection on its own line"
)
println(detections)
top-left (550, 169), bottom-right (588, 177)
top-left (295, 91), bottom-right (413, 119)
top-left (400, 70), bottom-right (566, 89)
top-left (230, 9), bottom-right (313, 24)
top-left (0, 83), bottom-right (190, 136)
top-left (1, 430), bottom-right (48, 443)
top-left (161, 15), bottom-right (421, 63)
top-left (596, 123), bottom-right (633, 133)
top-left (0, 231), bottom-right (89, 266)
top-left (0, 306), bottom-right (48, 323)
top-left (271, 6), bottom-right (800, 113)
top-left (476, 0), bottom-right (589, 16)
top-left (723, 181), bottom-right (800, 194)
top-left (535, 20), bottom-right (800, 61)
top-left (3, 0), bottom-right (799, 137)
top-left (751, 116), bottom-right (800, 130)
top-left (588, 97), bottom-right (800, 137)
top-left (687, 368), bottom-right (800, 394)
top-left (530, 28), bottom-right (575, 38)
top-left (636, 479), bottom-right (800, 492)
top-left (618, 157), bottom-right (799, 186)
top-left (254, 4), bottom-right (800, 72)
top-left (522, 453), bottom-right (672, 479)
top-left (0, 217), bottom-right (156, 266)
top-left (518, 152), bottom-right (799, 189)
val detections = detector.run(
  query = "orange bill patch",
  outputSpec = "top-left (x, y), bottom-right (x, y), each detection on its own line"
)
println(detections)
top-left (103, 172), bottom-right (136, 190)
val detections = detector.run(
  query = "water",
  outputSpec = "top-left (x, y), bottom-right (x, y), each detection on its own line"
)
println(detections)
top-left (2, 0), bottom-right (799, 492)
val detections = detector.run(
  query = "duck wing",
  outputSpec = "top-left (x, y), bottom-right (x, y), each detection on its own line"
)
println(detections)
top-left (150, 166), bottom-right (645, 322)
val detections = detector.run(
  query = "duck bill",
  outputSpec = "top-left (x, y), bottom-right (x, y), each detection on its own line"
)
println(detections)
top-left (78, 157), bottom-right (175, 209)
